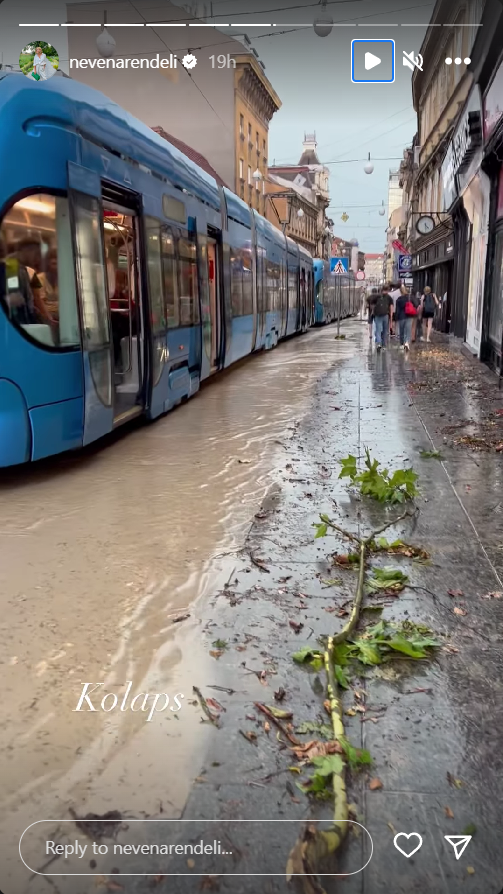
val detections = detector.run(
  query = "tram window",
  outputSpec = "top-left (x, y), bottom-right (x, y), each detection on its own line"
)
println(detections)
top-left (161, 228), bottom-right (179, 328)
top-left (266, 259), bottom-right (278, 312)
top-left (0, 193), bottom-right (79, 349)
top-left (242, 250), bottom-right (253, 316)
top-left (178, 237), bottom-right (199, 326)
top-left (145, 217), bottom-right (165, 335)
top-left (230, 248), bottom-right (243, 317)
top-left (288, 266), bottom-right (297, 310)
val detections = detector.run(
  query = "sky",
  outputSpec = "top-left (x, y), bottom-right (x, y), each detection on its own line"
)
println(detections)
top-left (0, 0), bottom-right (436, 252)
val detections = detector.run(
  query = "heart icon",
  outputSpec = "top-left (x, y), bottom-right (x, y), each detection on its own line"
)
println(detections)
top-left (393, 832), bottom-right (423, 858)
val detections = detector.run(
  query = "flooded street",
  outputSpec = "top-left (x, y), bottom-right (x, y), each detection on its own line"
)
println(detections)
top-left (0, 324), bottom-right (358, 893)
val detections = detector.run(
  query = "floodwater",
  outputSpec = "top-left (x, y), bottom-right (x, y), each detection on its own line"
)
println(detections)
top-left (0, 323), bottom-right (358, 893)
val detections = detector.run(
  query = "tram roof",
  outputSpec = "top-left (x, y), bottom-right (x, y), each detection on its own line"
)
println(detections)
top-left (0, 73), bottom-right (221, 211)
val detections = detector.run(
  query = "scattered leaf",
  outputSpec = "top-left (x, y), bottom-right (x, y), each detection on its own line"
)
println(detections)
top-left (289, 619), bottom-right (304, 634)
top-left (209, 649), bottom-right (224, 659)
top-left (369, 778), bottom-right (383, 791)
top-left (447, 772), bottom-right (463, 788)
top-left (420, 449), bottom-right (444, 459)
top-left (274, 686), bottom-right (286, 701)
top-left (448, 589), bottom-right (464, 598)
top-left (212, 639), bottom-right (228, 650)
top-left (296, 721), bottom-right (333, 739)
top-left (463, 823), bottom-right (477, 836)
top-left (445, 806), bottom-right (454, 819)
top-left (481, 590), bottom-right (502, 599)
top-left (453, 607), bottom-right (467, 616)
top-left (187, 859), bottom-right (195, 869)
top-left (467, 867), bottom-right (475, 875)
top-left (265, 705), bottom-right (293, 720)
top-left (239, 730), bottom-right (257, 745)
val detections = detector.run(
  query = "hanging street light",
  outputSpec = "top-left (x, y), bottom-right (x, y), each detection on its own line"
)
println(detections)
top-left (314, 0), bottom-right (333, 37)
top-left (97, 13), bottom-right (116, 58)
top-left (364, 153), bottom-right (374, 175)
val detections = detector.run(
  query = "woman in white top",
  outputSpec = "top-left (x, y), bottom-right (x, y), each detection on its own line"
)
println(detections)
top-left (33, 47), bottom-right (56, 80)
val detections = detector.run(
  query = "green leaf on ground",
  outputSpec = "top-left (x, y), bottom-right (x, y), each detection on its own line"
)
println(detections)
top-left (296, 721), bottom-right (333, 739)
top-left (313, 522), bottom-right (328, 539)
top-left (463, 823), bottom-right (477, 836)
top-left (310, 754), bottom-right (345, 776)
top-left (339, 736), bottom-right (373, 769)
top-left (338, 455), bottom-right (358, 480)
top-left (367, 566), bottom-right (409, 593)
top-left (212, 639), bottom-right (228, 649)
top-left (420, 449), bottom-right (444, 459)
top-left (339, 448), bottom-right (419, 503)
top-left (333, 664), bottom-right (350, 689)
top-left (292, 647), bottom-right (322, 665)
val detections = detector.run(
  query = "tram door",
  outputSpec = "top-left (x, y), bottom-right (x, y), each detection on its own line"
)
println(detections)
top-left (103, 204), bottom-right (145, 424)
top-left (200, 230), bottom-right (223, 379)
top-left (207, 238), bottom-right (220, 369)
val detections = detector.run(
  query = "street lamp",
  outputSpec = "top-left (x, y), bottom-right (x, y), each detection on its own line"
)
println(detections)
top-left (252, 169), bottom-right (262, 182)
top-left (97, 12), bottom-right (116, 58)
top-left (379, 201), bottom-right (386, 216)
top-left (314, 0), bottom-right (333, 37)
top-left (297, 208), bottom-right (305, 219)
top-left (364, 153), bottom-right (374, 175)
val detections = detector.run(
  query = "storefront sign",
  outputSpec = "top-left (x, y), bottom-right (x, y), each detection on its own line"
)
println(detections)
top-left (484, 61), bottom-right (503, 141)
top-left (442, 89), bottom-right (483, 210)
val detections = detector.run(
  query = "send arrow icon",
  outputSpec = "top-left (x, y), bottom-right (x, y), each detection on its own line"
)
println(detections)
top-left (444, 835), bottom-right (472, 860)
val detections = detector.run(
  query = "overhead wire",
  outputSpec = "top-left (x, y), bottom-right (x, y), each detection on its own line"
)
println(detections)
top-left (126, 0), bottom-right (232, 132)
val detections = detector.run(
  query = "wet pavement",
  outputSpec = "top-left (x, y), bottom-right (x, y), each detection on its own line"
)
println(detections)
top-left (3, 323), bottom-right (503, 894)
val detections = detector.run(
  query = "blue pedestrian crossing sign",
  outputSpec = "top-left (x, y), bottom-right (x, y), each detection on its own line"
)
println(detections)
top-left (398, 254), bottom-right (412, 274)
top-left (330, 257), bottom-right (349, 274)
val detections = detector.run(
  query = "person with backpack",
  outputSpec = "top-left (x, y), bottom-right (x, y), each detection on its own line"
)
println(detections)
top-left (420, 286), bottom-right (439, 342)
top-left (371, 284), bottom-right (393, 350)
top-left (394, 285), bottom-right (416, 351)
top-left (366, 288), bottom-right (377, 341)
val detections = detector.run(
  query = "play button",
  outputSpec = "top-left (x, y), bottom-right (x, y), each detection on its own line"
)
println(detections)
top-left (351, 39), bottom-right (395, 83)
top-left (365, 51), bottom-right (381, 70)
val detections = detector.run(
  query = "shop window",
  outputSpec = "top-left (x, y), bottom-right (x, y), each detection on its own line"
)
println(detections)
top-left (178, 236), bottom-right (199, 326)
top-left (0, 193), bottom-right (80, 349)
top-left (161, 228), bottom-right (179, 328)
top-left (489, 228), bottom-right (503, 350)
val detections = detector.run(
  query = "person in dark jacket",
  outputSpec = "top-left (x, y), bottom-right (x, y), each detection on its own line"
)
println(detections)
top-left (366, 288), bottom-right (378, 341)
top-left (395, 285), bottom-right (413, 350)
top-left (371, 284), bottom-right (393, 350)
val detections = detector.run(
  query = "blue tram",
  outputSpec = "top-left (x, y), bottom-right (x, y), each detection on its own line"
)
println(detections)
top-left (313, 259), bottom-right (357, 324)
top-left (0, 73), bottom-right (319, 467)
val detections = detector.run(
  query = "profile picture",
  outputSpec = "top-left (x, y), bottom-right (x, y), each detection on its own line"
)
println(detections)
top-left (19, 41), bottom-right (59, 81)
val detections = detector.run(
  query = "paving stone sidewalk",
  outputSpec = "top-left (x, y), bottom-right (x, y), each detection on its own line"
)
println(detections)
top-left (131, 324), bottom-right (503, 894)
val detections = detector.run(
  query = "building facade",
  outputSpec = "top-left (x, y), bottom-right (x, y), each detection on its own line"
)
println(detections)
top-left (266, 134), bottom-right (332, 256)
top-left (365, 253), bottom-right (385, 286)
top-left (66, 0), bottom-right (280, 215)
top-left (409, 0), bottom-right (482, 342)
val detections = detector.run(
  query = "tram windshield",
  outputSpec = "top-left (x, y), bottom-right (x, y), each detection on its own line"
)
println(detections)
top-left (0, 194), bottom-right (79, 348)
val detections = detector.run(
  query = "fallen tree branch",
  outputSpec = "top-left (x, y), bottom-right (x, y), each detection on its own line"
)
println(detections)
top-left (286, 509), bottom-right (418, 893)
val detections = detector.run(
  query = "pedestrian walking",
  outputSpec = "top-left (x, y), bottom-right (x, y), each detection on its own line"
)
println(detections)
top-left (389, 282), bottom-right (401, 337)
top-left (420, 286), bottom-right (440, 343)
top-left (395, 285), bottom-right (415, 350)
top-left (411, 290), bottom-right (422, 342)
top-left (371, 284), bottom-right (393, 350)
top-left (366, 288), bottom-right (377, 341)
